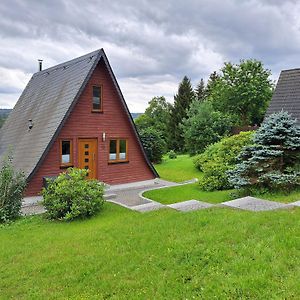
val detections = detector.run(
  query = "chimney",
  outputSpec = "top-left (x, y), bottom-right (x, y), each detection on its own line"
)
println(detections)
top-left (38, 59), bottom-right (43, 71)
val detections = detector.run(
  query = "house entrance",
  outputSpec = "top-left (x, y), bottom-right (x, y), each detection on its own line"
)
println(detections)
top-left (78, 139), bottom-right (98, 179)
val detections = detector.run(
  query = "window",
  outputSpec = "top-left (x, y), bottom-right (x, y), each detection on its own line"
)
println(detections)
top-left (60, 140), bottom-right (73, 166)
top-left (92, 85), bottom-right (102, 111)
top-left (109, 139), bottom-right (128, 162)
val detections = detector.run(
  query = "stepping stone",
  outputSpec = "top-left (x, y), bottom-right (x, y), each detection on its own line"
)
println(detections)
top-left (167, 200), bottom-right (214, 212)
top-left (290, 201), bottom-right (300, 207)
top-left (131, 201), bottom-right (165, 212)
top-left (222, 196), bottom-right (288, 211)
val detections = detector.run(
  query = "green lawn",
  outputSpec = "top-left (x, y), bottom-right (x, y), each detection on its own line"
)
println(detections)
top-left (144, 183), bottom-right (234, 204)
top-left (155, 154), bottom-right (203, 182)
top-left (1, 203), bottom-right (300, 299)
top-left (149, 155), bottom-right (300, 204)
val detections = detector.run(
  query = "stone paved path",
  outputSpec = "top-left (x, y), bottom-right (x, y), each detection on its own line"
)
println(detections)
top-left (221, 196), bottom-right (290, 211)
top-left (167, 200), bottom-right (214, 212)
top-left (21, 179), bottom-right (299, 215)
top-left (291, 201), bottom-right (300, 207)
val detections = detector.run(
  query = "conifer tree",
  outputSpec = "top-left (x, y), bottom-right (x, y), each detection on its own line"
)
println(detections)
top-left (169, 76), bottom-right (195, 152)
top-left (228, 111), bottom-right (300, 191)
top-left (195, 78), bottom-right (205, 101)
top-left (205, 71), bottom-right (219, 98)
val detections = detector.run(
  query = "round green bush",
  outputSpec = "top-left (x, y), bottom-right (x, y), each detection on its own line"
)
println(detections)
top-left (194, 131), bottom-right (254, 191)
top-left (42, 168), bottom-right (105, 221)
top-left (168, 150), bottom-right (177, 159)
top-left (139, 127), bottom-right (166, 163)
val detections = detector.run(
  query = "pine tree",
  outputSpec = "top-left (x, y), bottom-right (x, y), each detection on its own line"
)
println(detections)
top-left (228, 111), bottom-right (300, 191)
top-left (169, 76), bottom-right (195, 152)
top-left (195, 78), bottom-right (205, 101)
top-left (205, 71), bottom-right (219, 98)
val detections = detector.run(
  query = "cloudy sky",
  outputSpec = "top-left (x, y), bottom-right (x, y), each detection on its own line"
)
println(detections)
top-left (0, 0), bottom-right (300, 112)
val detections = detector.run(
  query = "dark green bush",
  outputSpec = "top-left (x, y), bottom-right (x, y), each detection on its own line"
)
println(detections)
top-left (139, 127), bottom-right (166, 163)
top-left (42, 168), bottom-right (105, 221)
top-left (0, 154), bottom-right (26, 223)
top-left (168, 150), bottom-right (177, 159)
top-left (194, 131), bottom-right (254, 191)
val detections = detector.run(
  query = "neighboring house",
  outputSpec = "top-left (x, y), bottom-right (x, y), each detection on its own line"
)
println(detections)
top-left (266, 68), bottom-right (300, 123)
top-left (0, 49), bottom-right (158, 196)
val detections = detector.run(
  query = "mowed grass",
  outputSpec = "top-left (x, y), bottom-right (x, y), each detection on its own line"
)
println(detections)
top-left (1, 203), bottom-right (300, 299)
top-left (144, 183), bottom-right (234, 204)
top-left (155, 154), bottom-right (203, 182)
top-left (149, 155), bottom-right (300, 204)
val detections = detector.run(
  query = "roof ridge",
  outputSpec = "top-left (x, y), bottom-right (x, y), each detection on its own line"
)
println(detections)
top-left (33, 49), bottom-right (102, 77)
top-left (281, 67), bottom-right (300, 73)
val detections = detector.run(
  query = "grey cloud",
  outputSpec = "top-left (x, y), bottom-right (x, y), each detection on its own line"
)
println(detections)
top-left (0, 0), bottom-right (300, 110)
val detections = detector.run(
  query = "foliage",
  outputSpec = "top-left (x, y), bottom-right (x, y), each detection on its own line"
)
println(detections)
top-left (169, 76), bottom-right (195, 152)
top-left (228, 111), bottom-right (300, 192)
top-left (167, 150), bottom-right (177, 159)
top-left (208, 59), bottom-right (274, 125)
top-left (139, 127), bottom-right (166, 163)
top-left (195, 78), bottom-right (205, 101)
top-left (193, 132), bottom-right (254, 191)
top-left (42, 168), bottom-right (104, 221)
top-left (182, 101), bottom-right (233, 155)
top-left (205, 71), bottom-right (220, 98)
top-left (0, 153), bottom-right (26, 223)
top-left (135, 96), bottom-right (172, 147)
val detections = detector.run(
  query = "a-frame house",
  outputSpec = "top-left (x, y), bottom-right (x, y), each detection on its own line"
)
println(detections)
top-left (0, 49), bottom-right (158, 196)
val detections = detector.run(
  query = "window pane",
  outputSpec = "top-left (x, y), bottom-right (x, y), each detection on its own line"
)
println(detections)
top-left (119, 140), bottom-right (127, 160)
top-left (61, 141), bottom-right (71, 164)
top-left (109, 140), bottom-right (117, 160)
top-left (93, 86), bottom-right (101, 110)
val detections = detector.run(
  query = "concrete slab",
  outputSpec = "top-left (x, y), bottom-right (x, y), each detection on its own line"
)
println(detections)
top-left (167, 200), bottom-right (214, 212)
top-left (21, 204), bottom-right (46, 216)
top-left (131, 201), bottom-right (166, 212)
top-left (22, 196), bottom-right (43, 207)
top-left (222, 196), bottom-right (288, 211)
top-left (290, 201), bottom-right (300, 207)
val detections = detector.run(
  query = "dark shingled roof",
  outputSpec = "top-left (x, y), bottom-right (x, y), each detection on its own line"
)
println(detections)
top-left (266, 68), bottom-right (300, 123)
top-left (0, 49), bottom-right (158, 180)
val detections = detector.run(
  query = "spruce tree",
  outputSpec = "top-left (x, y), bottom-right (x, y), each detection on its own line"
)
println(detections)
top-left (205, 71), bottom-right (219, 98)
top-left (169, 76), bottom-right (195, 152)
top-left (228, 111), bottom-right (300, 191)
top-left (195, 78), bottom-right (205, 101)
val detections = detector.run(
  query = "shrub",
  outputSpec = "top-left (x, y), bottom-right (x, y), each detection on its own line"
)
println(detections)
top-left (139, 127), bottom-right (166, 163)
top-left (228, 111), bottom-right (300, 192)
top-left (168, 150), bottom-right (177, 159)
top-left (194, 131), bottom-right (254, 191)
top-left (42, 168), bottom-right (105, 221)
top-left (182, 101), bottom-right (234, 155)
top-left (0, 154), bottom-right (26, 223)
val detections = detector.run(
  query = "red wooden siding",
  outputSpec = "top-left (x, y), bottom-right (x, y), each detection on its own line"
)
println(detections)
top-left (25, 59), bottom-right (155, 196)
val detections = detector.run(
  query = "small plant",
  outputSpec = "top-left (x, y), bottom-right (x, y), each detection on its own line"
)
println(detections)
top-left (168, 150), bottom-right (177, 159)
top-left (0, 153), bottom-right (26, 223)
top-left (42, 168), bottom-right (105, 221)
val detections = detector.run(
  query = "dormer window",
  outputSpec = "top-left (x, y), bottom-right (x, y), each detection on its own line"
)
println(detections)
top-left (92, 85), bottom-right (102, 112)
